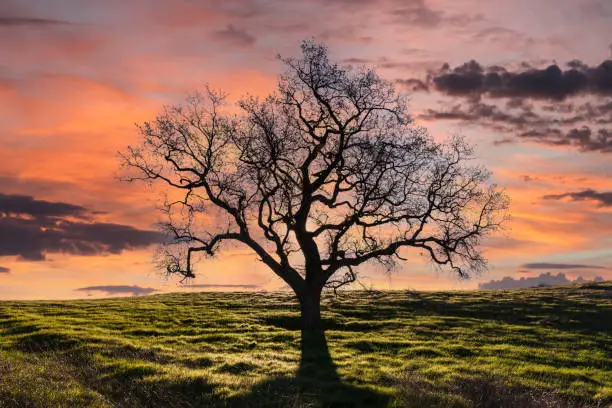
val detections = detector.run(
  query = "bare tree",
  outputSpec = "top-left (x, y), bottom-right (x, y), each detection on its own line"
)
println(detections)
top-left (121, 41), bottom-right (509, 330)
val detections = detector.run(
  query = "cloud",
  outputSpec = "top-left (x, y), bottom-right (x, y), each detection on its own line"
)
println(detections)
top-left (0, 176), bottom-right (80, 198)
top-left (517, 127), bottom-right (612, 153)
top-left (521, 262), bottom-right (606, 270)
top-left (74, 285), bottom-right (157, 296)
top-left (213, 24), bottom-right (256, 47)
top-left (186, 284), bottom-right (261, 289)
top-left (416, 89), bottom-right (612, 153)
top-left (0, 192), bottom-right (86, 218)
top-left (0, 218), bottom-right (165, 260)
top-left (342, 57), bottom-right (372, 64)
top-left (421, 59), bottom-right (612, 100)
top-left (390, 2), bottom-right (444, 27)
top-left (420, 99), bottom-right (611, 129)
top-left (0, 266), bottom-right (9, 273)
top-left (474, 27), bottom-right (534, 49)
top-left (543, 189), bottom-right (612, 207)
top-left (0, 15), bottom-right (103, 65)
top-left (343, 55), bottom-right (444, 77)
top-left (395, 78), bottom-right (429, 92)
top-left (479, 272), bottom-right (604, 290)
top-left (388, 0), bottom-right (481, 29)
top-left (0, 192), bottom-right (164, 260)
top-left (0, 17), bottom-right (69, 27)
top-left (419, 101), bottom-right (544, 131)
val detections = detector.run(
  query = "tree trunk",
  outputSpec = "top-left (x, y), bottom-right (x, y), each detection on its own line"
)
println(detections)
top-left (298, 285), bottom-right (323, 330)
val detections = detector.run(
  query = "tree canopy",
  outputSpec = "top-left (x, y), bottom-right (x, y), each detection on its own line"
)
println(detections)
top-left (122, 41), bottom-right (509, 328)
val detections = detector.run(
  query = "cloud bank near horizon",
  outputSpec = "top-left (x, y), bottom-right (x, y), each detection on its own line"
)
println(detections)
top-left (479, 272), bottom-right (604, 290)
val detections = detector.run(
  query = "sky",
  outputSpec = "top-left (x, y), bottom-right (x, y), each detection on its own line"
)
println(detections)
top-left (0, 0), bottom-right (611, 299)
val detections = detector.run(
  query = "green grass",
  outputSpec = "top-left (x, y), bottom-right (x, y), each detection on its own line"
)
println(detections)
top-left (0, 282), bottom-right (611, 407)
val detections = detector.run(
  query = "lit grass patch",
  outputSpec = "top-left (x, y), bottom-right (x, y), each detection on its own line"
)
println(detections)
top-left (0, 282), bottom-right (610, 407)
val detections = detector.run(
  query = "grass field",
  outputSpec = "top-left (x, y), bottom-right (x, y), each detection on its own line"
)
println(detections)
top-left (0, 282), bottom-right (610, 408)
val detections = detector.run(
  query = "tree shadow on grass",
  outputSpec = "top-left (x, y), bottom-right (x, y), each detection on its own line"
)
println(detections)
top-left (9, 317), bottom-right (388, 407)
top-left (229, 328), bottom-right (390, 408)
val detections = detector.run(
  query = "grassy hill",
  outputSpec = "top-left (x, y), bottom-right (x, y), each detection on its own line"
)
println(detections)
top-left (0, 282), bottom-right (611, 408)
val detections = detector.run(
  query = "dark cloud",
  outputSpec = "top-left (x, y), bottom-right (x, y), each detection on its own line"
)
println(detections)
top-left (186, 284), bottom-right (260, 289)
top-left (0, 192), bottom-right (164, 260)
top-left (422, 59), bottom-right (612, 100)
top-left (543, 189), bottom-right (612, 207)
top-left (74, 285), bottom-right (157, 296)
top-left (492, 138), bottom-right (514, 146)
top-left (420, 101), bottom-right (544, 131)
top-left (0, 193), bottom-right (86, 218)
top-left (576, 100), bottom-right (612, 122)
top-left (342, 57), bottom-right (372, 65)
top-left (420, 100), bottom-right (609, 128)
top-left (395, 49), bottom-right (612, 154)
top-left (0, 218), bottom-right (165, 260)
top-left (0, 17), bottom-right (69, 27)
top-left (418, 96), bottom-right (612, 153)
top-left (522, 263), bottom-right (606, 270)
top-left (479, 272), bottom-right (604, 290)
top-left (518, 127), bottom-right (612, 153)
top-left (0, 266), bottom-right (9, 273)
top-left (213, 24), bottom-right (256, 47)
top-left (395, 78), bottom-right (429, 92)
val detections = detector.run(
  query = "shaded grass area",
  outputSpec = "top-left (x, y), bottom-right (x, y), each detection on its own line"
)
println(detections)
top-left (0, 282), bottom-right (611, 407)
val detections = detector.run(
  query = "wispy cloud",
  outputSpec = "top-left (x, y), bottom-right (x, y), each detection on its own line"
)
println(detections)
top-left (543, 189), bottom-right (612, 207)
top-left (74, 285), bottom-right (157, 296)
top-left (521, 262), bottom-right (606, 270)
top-left (213, 24), bottom-right (256, 47)
top-left (0, 17), bottom-right (70, 27)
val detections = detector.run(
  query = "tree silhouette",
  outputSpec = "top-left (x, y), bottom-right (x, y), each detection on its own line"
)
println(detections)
top-left (121, 41), bottom-right (508, 329)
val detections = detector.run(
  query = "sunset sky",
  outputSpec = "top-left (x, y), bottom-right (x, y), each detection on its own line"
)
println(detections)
top-left (1, 0), bottom-right (611, 299)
